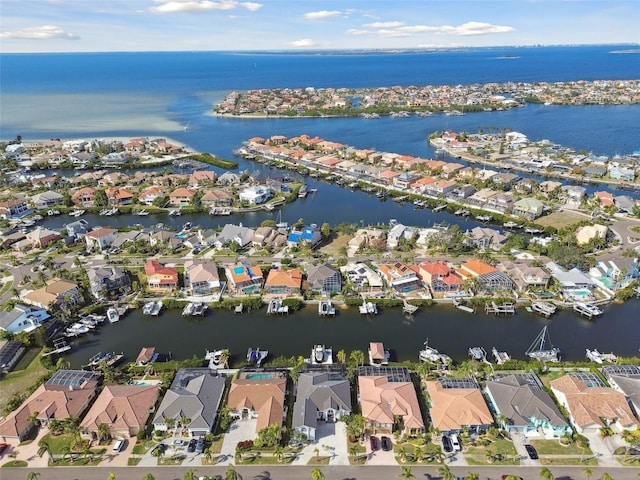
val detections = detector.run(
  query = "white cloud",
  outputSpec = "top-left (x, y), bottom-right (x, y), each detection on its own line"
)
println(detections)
top-left (346, 29), bottom-right (370, 36)
top-left (435, 21), bottom-right (515, 36)
top-left (395, 25), bottom-right (437, 34)
top-left (363, 21), bottom-right (404, 28)
top-left (151, 0), bottom-right (263, 14)
top-left (377, 29), bottom-right (411, 38)
top-left (0, 25), bottom-right (79, 40)
top-left (304, 10), bottom-right (341, 20)
top-left (288, 38), bottom-right (317, 47)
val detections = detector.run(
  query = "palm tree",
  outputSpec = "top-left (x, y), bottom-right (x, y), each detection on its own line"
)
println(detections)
top-left (310, 468), bottom-right (325, 480)
top-left (183, 469), bottom-right (198, 480)
top-left (438, 464), bottom-right (456, 480)
top-left (583, 467), bottom-right (594, 480)
top-left (539, 467), bottom-right (555, 480)
top-left (464, 473), bottom-right (479, 480)
top-left (336, 349), bottom-right (346, 364)
top-left (398, 466), bottom-right (416, 479)
top-left (414, 445), bottom-right (424, 463)
top-left (349, 444), bottom-right (360, 458)
top-left (599, 474), bottom-right (613, 480)
top-left (106, 473), bottom-right (116, 480)
top-left (224, 465), bottom-right (242, 480)
top-left (203, 447), bottom-right (213, 464)
top-left (26, 473), bottom-right (41, 480)
top-left (273, 445), bottom-right (284, 463)
top-left (37, 440), bottom-right (52, 464)
top-left (142, 474), bottom-right (156, 480)
top-left (350, 349), bottom-right (365, 367)
top-left (98, 423), bottom-right (111, 444)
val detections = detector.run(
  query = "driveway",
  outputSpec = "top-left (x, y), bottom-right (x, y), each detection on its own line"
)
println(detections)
top-left (364, 434), bottom-right (397, 466)
top-left (218, 417), bottom-right (257, 465)
top-left (291, 421), bottom-right (349, 466)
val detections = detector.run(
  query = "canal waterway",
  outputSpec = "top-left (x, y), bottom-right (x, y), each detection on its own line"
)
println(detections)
top-left (64, 299), bottom-right (640, 369)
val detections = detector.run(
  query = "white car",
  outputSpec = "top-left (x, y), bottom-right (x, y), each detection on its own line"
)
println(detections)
top-left (450, 433), bottom-right (461, 452)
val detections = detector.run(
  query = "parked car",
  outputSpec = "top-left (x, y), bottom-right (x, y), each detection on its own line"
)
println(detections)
top-left (525, 444), bottom-right (538, 459)
top-left (381, 436), bottom-right (392, 451)
top-left (0, 443), bottom-right (8, 456)
top-left (151, 443), bottom-right (166, 456)
top-left (450, 433), bottom-right (461, 452)
top-left (195, 436), bottom-right (205, 454)
top-left (112, 439), bottom-right (125, 452)
top-left (369, 435), bottom-right (379, 451)
top-left (172, 439), bottom-right (186, 446)
top-left (442, 435), bottom-right (453, 453)
top-left (187, 439), bottom-right (197, 453)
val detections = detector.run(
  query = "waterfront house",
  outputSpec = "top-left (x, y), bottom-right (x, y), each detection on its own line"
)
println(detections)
top-left (292, 371), bottom-right (351, 442)
top-left (467, 227), bottom-right (507, 251)
top-left (440, 162), bottom-right (465, 179)
top-left (227, 377), bottom-right (286, 434)
top-left (144, 260), bottom-right (179, 292)
top-left (424, 179), bottom-right (458, 198)
top-left (457, 259), bottom-right (513, 293)
top-left (485, 373), bottom-right (569, 437)
top-left (0, 304), bottom-right (51, 335)
top-left (23, 278), bottom-right (82, 310)
top-left (590, 257), bottom-right (639, 289)
top-left (65, 219), bottom-right (90, 239)
top-left (87, 266), bottom-right (131, 300)
top-left (608, 165), bottom-right (635, 182)
top-left (378, 262), bottom-right (422, 294)
top-left (414, 260), bottom-right (464, 295)
top-left (545, 261), bottom-right (595, 291)
top-left (184, 260), bottom-right (221, 296)
top-left (252, 226), bottom-right (274, 247)
top-left (513, 198), bottom-right (545, 220)
top-left (305, 264), bottom-right (342, 295)
top-left (0, 198), bottom-right (30, 219)
top-left (104, 187), bottom-right (134, 206)
top-left (217, 172), bottom-right (241, 185)
top-left (561, 185), bottom-right (587, 202)
top-left (139, 186), bottom-right (165, 206)
top-left (358, 367), bottom-right (425, 436)
top-left (498, 261), bottom-right (551, 291)
top-left (387, 223), bottom-right (416, 250)
top-left (393, 172), bottom-right (421, 189)
top-left (81, 385), bottom-right (161, 439)
top-left (467, 188), bottom-right (498, 208)
top-left (239, 185), bottom-right (272, 205)
top-left (264, 268), bottom-right (302, 296)
top-left (341, 262), bottom-right (385, 293)
top-left (0, 369), bottom-right (100, 442)
top-left (425, 378), bottom-right (493, 435)
top-left (486, 192), bottom-right (514, 213)
top-left (602, 365), bottom-right (640, 415)
top-left (594, 191), bottom-right (615, 207)
top-left (215, 224), bottom-right (255, 249)
top-left (188, 170), bottom-right (217, 188)
top-left (152, 368), bottom-right (225, 437)
top-left (169, 187), bottom-right (196, 207)
top-left (26, 227), bottom-right (61, 249)
top-left (30, 191), bottom-right (64, 209)
top-left (448, 184), bottom-right (476, 200)
top-left (614, 195), bottom-right (636, 214)
top-left (71, 186), bottom-right (97, 207)
top-left (149, 230), bottom-right (181, 251)
top-left (287, 225), bottom-right (322, 248)
top-left (85, 227), bottom-right (118, 252)
top-left (550, 374), bottom-right (636, 434)
top-left (225, 262), bottom-right (263, 294)
top-left (200, 189), bottom-right (233, 208)
top-left (0, 230), bottom-right (25, 249)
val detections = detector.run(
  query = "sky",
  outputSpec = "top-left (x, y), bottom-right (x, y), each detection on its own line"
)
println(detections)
top-left (0, 0), bottom-right (638, 53)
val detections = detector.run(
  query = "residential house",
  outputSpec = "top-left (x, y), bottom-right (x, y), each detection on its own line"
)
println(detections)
top-left (169, 187), bottom-right (196, 207)
top-left (23, 278), bottom-right (82, 310)
top-left (87, 266), bottom-right (131, 300)
top-left (378, 262), bottom-right (421, 293)
top-left (65, 219), bottom-right (90, 239)
top-left (550, 374), bottom-right (636, 434)
top-left (614, 195), bottom-right (636, 214)
top-left (341, 262), bottom-right (384, 293)
top-left (594, 191), bottom-right (615, 207)
top-left (358, 367), bottom-right (425, 436)
top-left (292, 371), bottom-right (352, 442)
top-left (201, 189), bottom-right (233, 208)
top-left (225, 262), bottom-right (263, 294)
top-left (239, 185), bottom-right (272, 205)
top-left (305, 264), bottom-right (342, 295)
top-left (215, 224), bottom-right (255, 249)
top-left (80, 385), bottom-right (161, 439)
top-left (498, 261), bottom-right (551, 291)
top-left (414, 261), bottom-right (463, 295)
top-left (287, 225), bottom-right (322, 248)
top-left (0, 304), bottom-right (51, 335)
top-left (85, 227), bottom-right (118, 252)
top-left (71, 187), bottom-right (97, 207)
top-left (188, 170), bottom-right (217, 188)
top-left (144, 260), bottom-right (179, 292)
top-left (602, 365), bottom-right (640, 415)
top-left (457, 259), bottom-right (513, 293)
top-left (386, 223), bottom-right (416, 250)
top-left (227, 377), bottom-right (286, 433)
top-left (139, 186), bottom-right (165, 206)
top-left (467, 227), bottom-right (507, 251)
top-left (149, 230), bottom-right (181, 251)
top-left (545, 261), bottom-right (595, 291)
top-left (513, 198), bottom-right (545, 220)
top-left (424, 179), bottom-right (458, 198)
top-left (0, 198), bottom-right (30, 219)
top-left (589, 257), bottom-right (640, 289)
top-left (485, 374), bottom-right (569, 436)
top-left (486, 192), bottom-right (514, 213)
top-left (0, 370), bottom-right (100, 442)
top-left (184, 260), bottom-right (221, 296)
top-left (425, 378), bottom-right (493, 434)
top-left (608, 165), bottom-right (635, 182)
top-left (264, 268), bottom-right (302, 296)
top-left (135, 347), bottom-right (158, 367)
top-left (104, 187), bottom-right (134, 206)
top-left (152, 368), bottom-right (225, 437)
top-left (26, 227), bottom-right (61, 249)
top-left (31, 191), bottom-right (64, 209)
top-left (467, 188), bottom-right (498, 208)
top-left (575, 224), bottom-right (608, 246)
top-left (0, 340), bottom-right (26, 374)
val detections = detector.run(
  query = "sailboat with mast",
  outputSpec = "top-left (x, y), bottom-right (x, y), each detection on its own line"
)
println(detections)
top-left (275, 209), bottom-right (288, 229)
top-left (526, 325), bottom-right (561, 362)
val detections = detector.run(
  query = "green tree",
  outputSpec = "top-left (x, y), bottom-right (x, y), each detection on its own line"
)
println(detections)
top-left (142, 474), bottom-right (156, 480)
top-left (539, 467), bottom-right (555, 480)
top-left (583, 467), bottom-right (594, 480)
top-left (465, 473), bottom-right (479, 480)
top-left (26, 473), bottom-right (41, 480)
top-left (336, 349), bottom-right (346, 364)
top-left (224, 465), bottom-right (242, 480)
top-left (320, 222), bottom-right (331, 239)
top-left (310, 468), bottom-right (325, 480)
top-left (599, 474), bottom-right (613, 480)
top-left (183, 469), bottom-right (198, 480)
top-left (94, 189), bottom-right (108, 208)
top-left (349, 349), bottom-right (365, 366)
top-left (398, 466), bottom-right (416, 479)
top-left (438, 464), bottom-right (455, 480)
top-left (36, 440), bottom-right (52, 464)
top-left (98, 423), bottom-right (111, 443)
top-left (106, 473), bottom-right (116, 480)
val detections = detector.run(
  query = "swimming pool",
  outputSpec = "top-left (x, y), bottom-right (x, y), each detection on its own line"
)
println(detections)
top-left (245, 373), bottom-right (272, 380)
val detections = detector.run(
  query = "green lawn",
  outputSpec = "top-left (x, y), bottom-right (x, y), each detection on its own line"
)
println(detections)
top-left (40, 433), bottom-right (75, 454)
top-left (307, 455), bottom-right (331, 465)
top-left (1, 460), bottom-right (28, 468)
top-left (0, 348), bottom-right (48, 411)
top-left (530, 439), bottom-right (593, 455)
top-left (539, 457), bottom-right (598, 466)
top-left (465, 437), bottom-right (517, 456)
top-left (128, 458), bottom-right (142, 466)
top-left (466, 456), bottom-right (520, 466)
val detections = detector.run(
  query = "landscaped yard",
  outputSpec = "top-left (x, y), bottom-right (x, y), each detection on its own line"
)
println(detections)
top-left (530, 439), bottom-right (593, 456)
top-left (539, 457), bottom-right (598, 466)
top-left (307, 455), bottom-right (331, 465)
top-left (465, 437), bottom-right (517, 456)
top-left (0, 348), bottom-right (48, 411)
top-left (466, 455), bottom-right (520, 466)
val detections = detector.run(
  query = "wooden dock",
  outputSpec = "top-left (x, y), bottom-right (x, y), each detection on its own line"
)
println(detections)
top-left (402, 300), bottom-right (419, 315)
top-left (485, 301), bottom-right (515, 315)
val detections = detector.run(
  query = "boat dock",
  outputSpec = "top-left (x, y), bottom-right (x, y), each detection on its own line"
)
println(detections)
top-left (318, 300), bottom-right (336, 316)
top-left (485, 301), bottom-right (515, 315)
top-left (453, 297), bottom-right (475, 314)
top-left (402, 300), bottom-right (419, 315)
top-left (43, 339), bottom-right (71, 357)
top-left (247, 347), bottom-right (268, 366)
top-left (633, 285), bottom-right (640, 298)
top-left (491, 347), bottom-right (511, 365)
top-left (143, 301), bottom-right (163, 316)
top-left (234, 303), bottom-right (244, 314)
top-left (432, 204), bottom-right (447, 212)
top-left (573, 302), bottom-right (603, 318)
top-left (182, 302), bottom-right (208, 316)
top-left (267, 299), bottom-right (289, 315)
top-left (529, 301), bottom-right (557, 317)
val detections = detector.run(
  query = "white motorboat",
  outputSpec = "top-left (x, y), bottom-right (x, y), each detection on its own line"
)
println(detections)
top-left (65, 323), bottom-right (90, 336)
top-left (309, 344), bottom-right (333, 365)
top-left (107, 307), bottom-right (120, 323)
top-left (419, 339), bottom-right (451, 364)
top-left (318, 300), bottom-right (336, 316)
top-left (205, 349), bottom-right (228, 369)
top-left (359, 299), bottom-right (378, 315)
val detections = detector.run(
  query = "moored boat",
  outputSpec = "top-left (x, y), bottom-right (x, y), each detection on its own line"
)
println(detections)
top-left (107, 307), bottom-right (120, 323)
top-left (419, 339), bottom-right (451, 364)
top-left (309, 344), bottom-right (333, 365)
top-left (246, 347), bottom-right (268, 366)
top-left (526, 325), bottom-right (561, 362)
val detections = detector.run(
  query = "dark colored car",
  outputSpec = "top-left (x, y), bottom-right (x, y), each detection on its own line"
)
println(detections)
top-left (187, 439), bottom-right (197, 453)
top-left (381, 436), bottom-right (392, 451)
top-left (525, 444), bottom-right (538, 460)
top-left (442, 435), bottom-right (453, 453)
top-left (195, 436), bottom-right (205, 454)
top-left (369, 435), bottom-right (379, 451)
top-left (0, 443), bottom-right (8, 456)
top-left (151, 443), bottom-right (166, 456)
